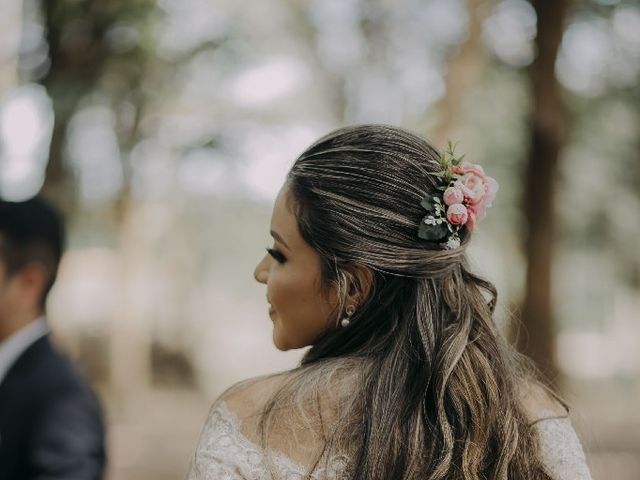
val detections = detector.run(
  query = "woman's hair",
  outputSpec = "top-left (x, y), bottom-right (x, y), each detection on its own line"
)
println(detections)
top-left (257, 125), bottom-right (555, 480)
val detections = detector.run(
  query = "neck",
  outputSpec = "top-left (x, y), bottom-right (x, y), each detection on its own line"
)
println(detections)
top-left (0, 311), bottom-right (41, 342)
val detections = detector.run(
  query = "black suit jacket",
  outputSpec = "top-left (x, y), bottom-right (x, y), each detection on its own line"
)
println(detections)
top-left (0, 334), bottom-right (106, 480)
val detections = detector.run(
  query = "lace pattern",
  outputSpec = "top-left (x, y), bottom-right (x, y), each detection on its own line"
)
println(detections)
top-left (187, 402), bottom-right (592, 480)
top-left (187, 401), bottom-right (350, 480)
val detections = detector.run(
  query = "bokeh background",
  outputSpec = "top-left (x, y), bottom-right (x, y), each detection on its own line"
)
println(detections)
top-left (1, 0), bottom-right (639, 479)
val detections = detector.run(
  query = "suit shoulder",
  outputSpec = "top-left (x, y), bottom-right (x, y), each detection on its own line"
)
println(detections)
top-left (16, 337), bottom-right (101, 406)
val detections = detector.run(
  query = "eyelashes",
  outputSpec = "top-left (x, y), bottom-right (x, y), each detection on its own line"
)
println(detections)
top-left (266, 247), bottom-right (286, 264)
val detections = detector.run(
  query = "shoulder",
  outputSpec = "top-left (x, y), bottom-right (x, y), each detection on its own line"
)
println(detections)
top-left (218, 372), bottom-right (291, 419)
top-left (517, 380), bottom-right (568, 424)
top-left (204, 365), bottom-right (357, 466)
top-left (518, 382), bottom-right (593, 479)
top-left (20, 338), bottom-right (104, 430)
top-left (2, 340), bottom-right (107, 476)
top-left (201, 372), bottom-right (295, 452)
top-left (217, 361), bottom-right (360, 427)
top-left (189, 371), bottom-right (320, 480)
top-left (32, 339), bottom-right (104, 420)
top-left (190, 372), bottom-right (315, 479)
top-left (4, 336), bottom-right (100, 406)
top-left (13, 336), bottom-right (78, 382)
top-left (534, 416), bottom-right (592, 479)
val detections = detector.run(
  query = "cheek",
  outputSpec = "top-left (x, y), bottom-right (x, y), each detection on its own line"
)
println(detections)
top-left (267, 271), bottom-right (296, 314)
top-left (268, 270), bottom-right (334, 348)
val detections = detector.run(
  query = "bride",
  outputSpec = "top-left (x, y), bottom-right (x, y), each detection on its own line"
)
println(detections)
top-left (187, 125), bottom-right (592, 480)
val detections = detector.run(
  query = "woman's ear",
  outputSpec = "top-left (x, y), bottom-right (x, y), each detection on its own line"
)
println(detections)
top-left (345, 263), bottom-right (374, 307)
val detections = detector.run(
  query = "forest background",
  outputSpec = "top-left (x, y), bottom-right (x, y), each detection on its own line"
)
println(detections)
top-left (0, 0), bottom-right (639, 478)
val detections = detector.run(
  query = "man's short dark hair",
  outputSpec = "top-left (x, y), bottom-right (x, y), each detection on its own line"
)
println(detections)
top-left (0, 196), bottom-right (65, 308)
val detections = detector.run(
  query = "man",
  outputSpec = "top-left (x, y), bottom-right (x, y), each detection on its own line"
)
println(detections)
top-left (0, 197), bottom-right (106, 479)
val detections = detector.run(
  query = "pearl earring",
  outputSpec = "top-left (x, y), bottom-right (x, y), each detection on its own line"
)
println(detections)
top-left (341, 305), bottom-right (356, 327)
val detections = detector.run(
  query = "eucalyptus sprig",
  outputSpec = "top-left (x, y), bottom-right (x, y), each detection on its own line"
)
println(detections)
top-left (434, 141), bottom-right (465, 187)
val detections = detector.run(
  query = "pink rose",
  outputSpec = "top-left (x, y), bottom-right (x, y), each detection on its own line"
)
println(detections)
top-left (467, 202), bottom-right (484, 222)
top-left (459, 161), bottom-right (486, 176)
top-left (454, 161), bottom-right (499, 223)
top-left (443, 186), bottom-right (464, 206)
top-left (446, 203), bottom-right (468, 225)
top-left (455, 175), bottom-right (485, 205)
top-left (467, 176), bottom-right (499, 221)
top-left (466, 210), bottom-right (477, 231)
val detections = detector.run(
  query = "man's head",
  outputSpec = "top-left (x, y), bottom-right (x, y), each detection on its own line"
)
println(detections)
top-left (0, 197), bottom-right (64, 340)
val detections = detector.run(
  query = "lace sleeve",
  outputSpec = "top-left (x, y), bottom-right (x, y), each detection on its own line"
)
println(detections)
top-left (534, 417), bottom-right (593, 480)
top-left (186, 401), bottom-right (249, 480)
top-left (186, 400), bottom-right (343, 480)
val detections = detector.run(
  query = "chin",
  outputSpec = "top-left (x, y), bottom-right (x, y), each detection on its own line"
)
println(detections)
top-left (273, 327), bottom-right (309, 351)
top-left (272, 328), bottom-right (290, 351)
top-left (273, 338), bottom-right (294, 351)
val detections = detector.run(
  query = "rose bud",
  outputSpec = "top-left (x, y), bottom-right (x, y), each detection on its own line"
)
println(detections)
top-left (446, 203), bottom-right (468, 225)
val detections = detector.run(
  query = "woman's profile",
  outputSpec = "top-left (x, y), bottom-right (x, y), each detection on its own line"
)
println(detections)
top-left (187, 125), bottom-right (592, 480)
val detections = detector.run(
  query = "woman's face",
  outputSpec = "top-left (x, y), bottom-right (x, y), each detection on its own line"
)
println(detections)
top-left (253, 184), bottom-right (338, 351)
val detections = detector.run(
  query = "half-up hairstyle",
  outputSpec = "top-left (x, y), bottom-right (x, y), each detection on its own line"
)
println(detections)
top-left (256, 125), bottom-right (556, 480)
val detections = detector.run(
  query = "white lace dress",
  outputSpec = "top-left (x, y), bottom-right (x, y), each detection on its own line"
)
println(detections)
top-left (186, 400), bottom-right (592, 480)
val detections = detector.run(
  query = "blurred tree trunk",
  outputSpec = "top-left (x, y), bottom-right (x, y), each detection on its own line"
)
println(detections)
top-left (38, 0), bottom-right (157, 401)
top-left (518, 0), bottom-right (570, 383)
top-left (39, 0), bottom-right (112, 213)
top-left (433, 0), bottom-right (487, 146)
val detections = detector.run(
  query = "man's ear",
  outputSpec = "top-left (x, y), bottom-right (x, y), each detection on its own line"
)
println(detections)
top-left (345, 263), bottom-right (374, 307)
top-left (16, 263), bottom-right (48, 310)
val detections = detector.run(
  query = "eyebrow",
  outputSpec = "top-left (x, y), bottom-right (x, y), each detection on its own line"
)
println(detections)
top-left (270, 230), bottom-right (291, 251)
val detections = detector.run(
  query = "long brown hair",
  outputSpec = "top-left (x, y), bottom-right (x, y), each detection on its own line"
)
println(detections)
top-left (258, 125), bottom-right (554, 479)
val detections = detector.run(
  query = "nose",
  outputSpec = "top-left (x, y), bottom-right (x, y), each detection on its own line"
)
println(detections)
top-left (253, 253), bottom-right (269, 284)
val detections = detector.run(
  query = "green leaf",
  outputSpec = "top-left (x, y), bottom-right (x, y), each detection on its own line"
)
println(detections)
top-left (420, 196), bottom-right (435, 213)
top-left (452, 153), bottom-right (465, 166)
top-left (418, 221), bottom-right (448, 241)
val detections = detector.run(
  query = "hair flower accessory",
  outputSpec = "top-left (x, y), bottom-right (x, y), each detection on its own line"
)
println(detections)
top-left (418, 142), bottom-right (499, 249)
